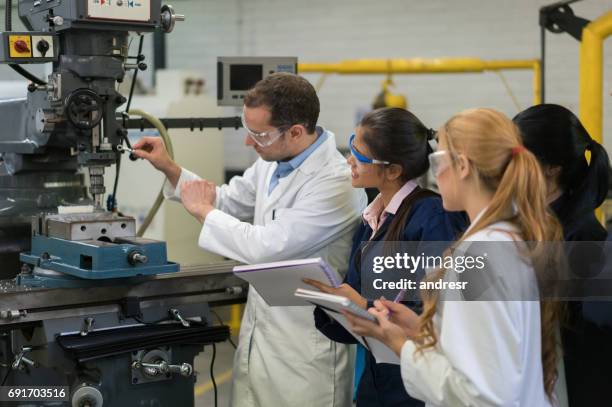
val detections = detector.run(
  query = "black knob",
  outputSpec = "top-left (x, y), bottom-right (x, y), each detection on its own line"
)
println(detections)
top-left (27, 83), bottom-right (37, 93)
top-left (138, 62), bottom-right (147, 71)
top-left (36, 39), bottom-right (50, 57)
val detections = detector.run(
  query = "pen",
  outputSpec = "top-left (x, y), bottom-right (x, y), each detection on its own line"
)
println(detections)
top-left (393, 289), bottom-right (407, 303)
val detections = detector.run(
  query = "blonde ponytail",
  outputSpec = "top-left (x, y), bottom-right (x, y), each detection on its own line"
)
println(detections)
top-left (416, 108), bottom-right (563, 399)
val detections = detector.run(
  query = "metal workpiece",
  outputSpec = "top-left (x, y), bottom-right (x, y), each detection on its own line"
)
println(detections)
top-left (43, 212), bottom-right (136, 241)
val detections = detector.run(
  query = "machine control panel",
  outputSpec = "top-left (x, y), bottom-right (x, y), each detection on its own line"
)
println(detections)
top-left (87, 0), bottom-right (152, 22)
top-left (0, 32), bottom-right (58, 62)
top-left (217, 56), bottom-right (298, 106)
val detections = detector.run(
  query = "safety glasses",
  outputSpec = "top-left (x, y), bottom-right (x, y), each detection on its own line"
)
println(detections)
top-left (241, 112), bottom-right (289, 147)
top-left (349, 134), bottom-right (390, 165)
top-left (428, 150), bottom-right (452, 177)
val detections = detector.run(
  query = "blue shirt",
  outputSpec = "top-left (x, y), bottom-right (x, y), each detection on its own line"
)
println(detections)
top-left (268, 126), bottom-right (329, 195)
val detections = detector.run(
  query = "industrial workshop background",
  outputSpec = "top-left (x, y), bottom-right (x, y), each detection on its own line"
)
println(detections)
top-left (1, 0), bottom-right (610, 171)
top-left (0, 1), bottom-right (610, 406)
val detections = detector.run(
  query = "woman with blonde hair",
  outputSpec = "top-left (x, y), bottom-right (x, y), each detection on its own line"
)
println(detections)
top-left (344, 108), bottom-right (564, 406)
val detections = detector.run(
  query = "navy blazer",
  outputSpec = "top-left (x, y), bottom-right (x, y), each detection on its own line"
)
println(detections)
top-left (552, 193), bottom-right (612, 406)
top-left (314, 192), bottom-right (467, 407)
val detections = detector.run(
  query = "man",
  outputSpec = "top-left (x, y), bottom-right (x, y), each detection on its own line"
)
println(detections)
top-left (133, 73), bottom-right (367, 406)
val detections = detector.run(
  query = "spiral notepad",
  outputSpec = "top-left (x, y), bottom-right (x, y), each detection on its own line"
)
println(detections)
top-left (233, 258), bottom-right (341, 306)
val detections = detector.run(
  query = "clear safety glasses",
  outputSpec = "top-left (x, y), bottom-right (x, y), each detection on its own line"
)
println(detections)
top-left (349, 134), bottom-right (390, 165)
top-left (428, 150), bottom-right (453, 177)
top-left (241, 112), bottom-right (289, 147)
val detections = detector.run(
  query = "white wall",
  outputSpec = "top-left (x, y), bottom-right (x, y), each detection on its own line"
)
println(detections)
top-left (0, 1), bottom-right (608, 169)
top-left (162, 0), bottom-right (612, 169)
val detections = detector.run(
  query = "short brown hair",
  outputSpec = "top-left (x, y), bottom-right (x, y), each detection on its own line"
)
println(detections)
top-left (244, 72), bottom-right (319, 133)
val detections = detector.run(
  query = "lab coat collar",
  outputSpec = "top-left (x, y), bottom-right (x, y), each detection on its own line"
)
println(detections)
top-left (279, 126), bottom-right (328, 171)
top-left (465, 204), bottom-right (519, 235)
top-left (296, 127), bottom-right (338, 176)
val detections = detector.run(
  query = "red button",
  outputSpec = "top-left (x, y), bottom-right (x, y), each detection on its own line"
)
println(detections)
top-left (14, 40), bottom-right (30, 53)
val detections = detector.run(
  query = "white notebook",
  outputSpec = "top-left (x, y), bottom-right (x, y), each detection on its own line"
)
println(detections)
top-left (294, 288), bottom-right (400, 365)
top-left (233, 258), bottom-right (342, 306)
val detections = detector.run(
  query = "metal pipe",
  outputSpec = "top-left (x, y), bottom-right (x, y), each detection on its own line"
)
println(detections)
top-left (299, 58), bottom-right (540, 74)
top-left (578, 10), bottom-right (612, 146)
top-left (299, 58), bottom-right (542, 106)
top-left (532, 60), bottom-right (542, 106)
top-left (578, 10), bottom-right (612, 224)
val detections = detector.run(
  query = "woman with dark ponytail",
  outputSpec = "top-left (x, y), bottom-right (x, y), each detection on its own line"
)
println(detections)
top-left (304, 107), bottom-right (466, 407)
top-left (513, 104), bottom-right (612, 406)
top-left (513, 104), bottom-right (609, 240)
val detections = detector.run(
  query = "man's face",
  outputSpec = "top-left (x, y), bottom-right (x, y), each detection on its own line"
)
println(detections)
top-left (242, 105), bottom-right (290, 162)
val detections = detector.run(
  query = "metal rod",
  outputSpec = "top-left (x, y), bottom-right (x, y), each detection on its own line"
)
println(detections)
top-left (119, 116), bottom-right (242, 131)
top-left (540, 26), bottom-right (546, 103)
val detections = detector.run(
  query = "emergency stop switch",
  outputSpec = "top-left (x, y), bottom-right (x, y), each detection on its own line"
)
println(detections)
top-left (14, 40), bottom-right (30, 54)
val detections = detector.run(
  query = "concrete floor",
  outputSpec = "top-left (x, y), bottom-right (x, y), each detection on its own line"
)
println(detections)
top-left (193, 337), bottom-right (237, 407)
top-left (193, 306), bottom-right (239, 407)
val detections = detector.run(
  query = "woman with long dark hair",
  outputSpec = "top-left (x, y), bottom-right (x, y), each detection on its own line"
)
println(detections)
top-left (513, 104), bottom-right (609, 240)
top-left (514, 104), bottom-right (611, 406)
top-left (305, 107), bottom-right (466, 406)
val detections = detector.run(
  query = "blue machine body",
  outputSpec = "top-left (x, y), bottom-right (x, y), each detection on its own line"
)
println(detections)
top-left (20, 235), bottom-right (179, 280)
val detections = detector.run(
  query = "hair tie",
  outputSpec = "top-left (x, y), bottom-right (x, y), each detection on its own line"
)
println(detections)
top-left (511, 145), bottom-right (526, 156)
top-left (426, 128), bottom-right (436, 140)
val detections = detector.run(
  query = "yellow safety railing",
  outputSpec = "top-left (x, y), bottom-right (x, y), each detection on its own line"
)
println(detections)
top-left (299, 58), bottom-right (542, 105)
top-left (578, 11), bottom-right (612, 224)
top-left (579, 11), bottom-right (612, 146)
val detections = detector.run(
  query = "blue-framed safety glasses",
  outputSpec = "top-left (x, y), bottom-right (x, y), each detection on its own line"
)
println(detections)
top-left (349, 134), bottom-right (390, 165)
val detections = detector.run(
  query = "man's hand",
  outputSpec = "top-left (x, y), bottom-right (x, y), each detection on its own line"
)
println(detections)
top-left (180, 180), bottom-right (217, 223)
top-left (302, 279), bottom-right (368, 309)
top-left (132, 136), bottom-right (181, 187)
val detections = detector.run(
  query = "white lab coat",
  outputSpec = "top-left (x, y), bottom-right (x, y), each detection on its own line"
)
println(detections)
top-left (398, 221), bottom-right (567, 407)
top-left (164, 131), bottom-right (367, 407)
